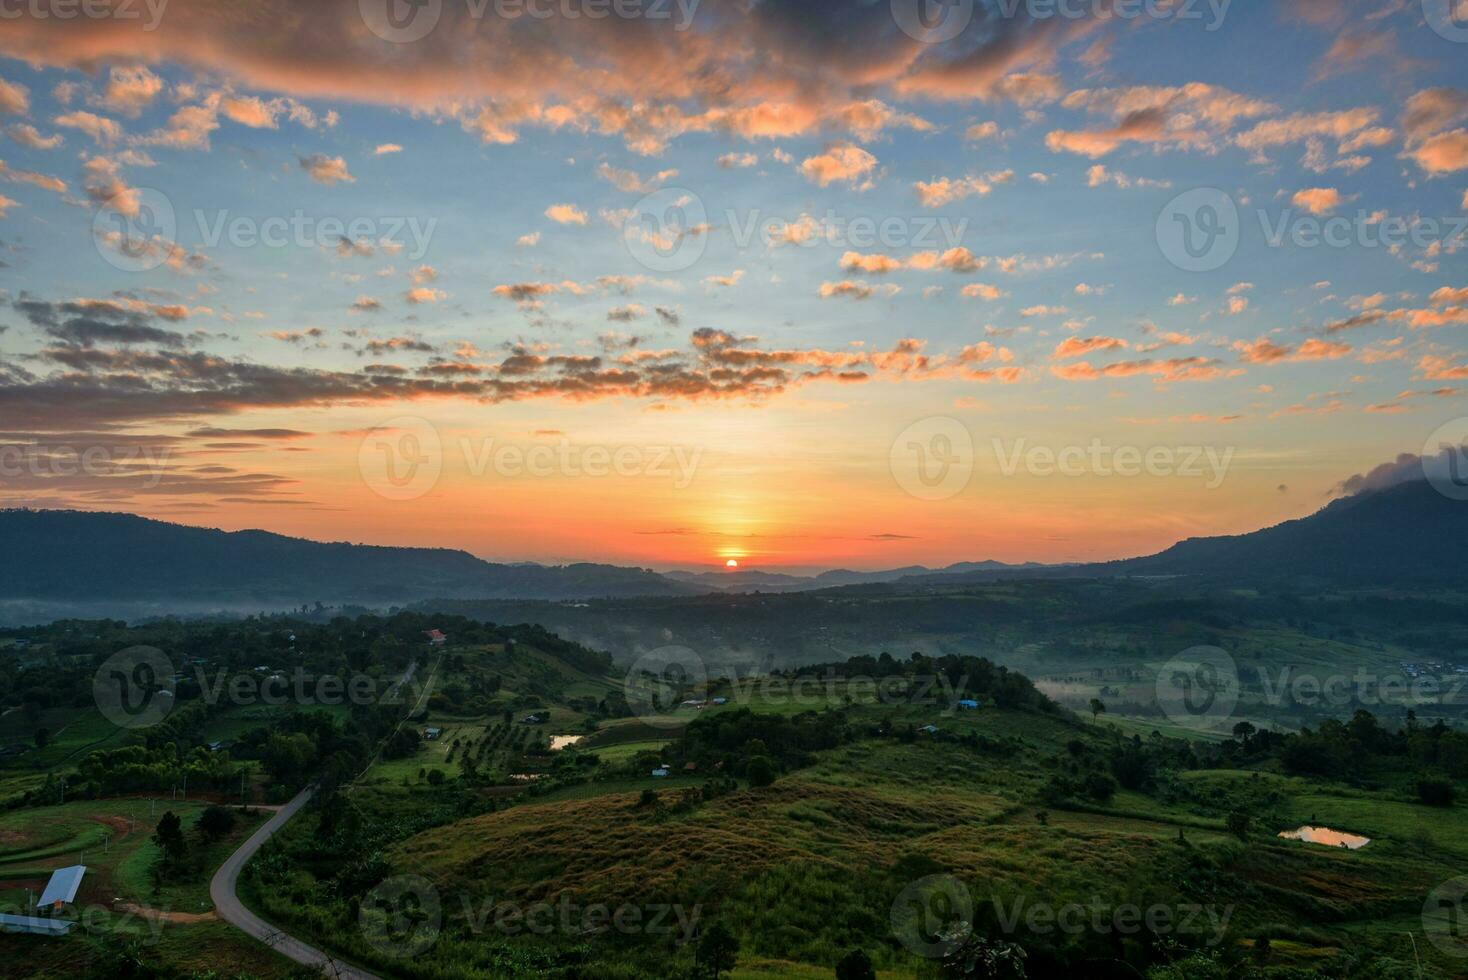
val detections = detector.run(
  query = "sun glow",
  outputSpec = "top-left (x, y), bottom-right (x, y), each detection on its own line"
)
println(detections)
top-left (726, 559), bottom-right (739, 568)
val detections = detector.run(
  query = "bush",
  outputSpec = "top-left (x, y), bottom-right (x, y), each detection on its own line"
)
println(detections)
top-left (746, 756), bottom-right (776, 788)
top-left (199, 805), bottom-right (237, 841)
top-left (1417, 778), bottom-right (1454, 807)
top-left (835, 948), bottom-right (876, 980)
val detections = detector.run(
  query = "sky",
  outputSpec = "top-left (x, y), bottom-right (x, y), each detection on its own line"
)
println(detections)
top-left (0, 0), bottom-right (1465, 572)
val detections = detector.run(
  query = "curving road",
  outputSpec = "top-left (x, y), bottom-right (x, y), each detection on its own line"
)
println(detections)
top-left (209, 786), bottom-right (382, 980)
top-left (210, 659), bottom-right (435, 979)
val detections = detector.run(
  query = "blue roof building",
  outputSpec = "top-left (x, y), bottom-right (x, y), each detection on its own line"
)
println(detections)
top-left (38, 865), bottom-right (86, 909)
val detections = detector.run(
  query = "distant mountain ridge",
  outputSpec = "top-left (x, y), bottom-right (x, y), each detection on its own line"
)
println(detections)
top-left (0, 510), bottom-right (697, 614)
top-left (664, 559), bottom-right (1049, 593)
top-left (2, 479), bottom-right (1460, 626)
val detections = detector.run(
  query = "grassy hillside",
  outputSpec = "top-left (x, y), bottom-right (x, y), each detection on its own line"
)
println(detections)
top-left (242, 674), bottom-right (1462, 979)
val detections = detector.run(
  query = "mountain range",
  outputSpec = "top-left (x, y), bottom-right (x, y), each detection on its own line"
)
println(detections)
top-left (0, 479), bottom-right (1461, 624)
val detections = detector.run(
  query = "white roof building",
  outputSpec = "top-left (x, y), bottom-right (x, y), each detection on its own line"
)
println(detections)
top-left (38, 865), bottom-right (86, 908)
top-left (0, 914), bottom-right (74, 936)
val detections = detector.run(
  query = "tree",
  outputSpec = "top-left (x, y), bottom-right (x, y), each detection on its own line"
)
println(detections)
top-left (695, 922), bottom-right (739, 979)
top-left (1225, 809), bottom-right (1251, 840)
top-left (33, 727), bottom-right (49, 749)
top-left (1088, 698), bottom-right (1106, 723)
top-left (745, 756), bottom-right (776, 788)
top-left (426, 768), bottom-right (445, 785)
top-left (198, 805), bottom-right (237, 841)
top-left (835, 948), bottom-right (876, 980)
top-left (152, 810), bottom-right (188, 873)
top-left (259, 732), bottom-right (315, 785)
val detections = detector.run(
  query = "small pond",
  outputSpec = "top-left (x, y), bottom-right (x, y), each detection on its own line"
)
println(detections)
top-left (1277, 825), bottom-right (1370, 849)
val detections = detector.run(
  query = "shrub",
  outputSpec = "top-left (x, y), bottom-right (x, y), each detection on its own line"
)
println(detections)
top-left (746, 756), bottom-right (776, 788)
top-left (1417, 778), bottom-right (1454, 807)
top-left (199, 805), bottom-right (237, 841)
top-left (835, 948), bottom-right (876, 980)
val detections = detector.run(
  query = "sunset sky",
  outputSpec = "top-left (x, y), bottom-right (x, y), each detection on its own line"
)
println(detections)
top-left (0, 0), bottom-right (1466, 571)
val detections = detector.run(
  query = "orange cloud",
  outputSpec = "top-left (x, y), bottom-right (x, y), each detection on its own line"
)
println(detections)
top-left (1052, 336), bottom-right (1128, 360)
top-left (799, 143), bottom-right (877, 189)
top-left (1291, 187), bottom-right (1343, 215)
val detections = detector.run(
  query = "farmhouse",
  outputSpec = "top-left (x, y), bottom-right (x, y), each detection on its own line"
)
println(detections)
top-left (38, 865), bottom-right (86, 911)
top-left (424, 629), bottom-right (448, 645)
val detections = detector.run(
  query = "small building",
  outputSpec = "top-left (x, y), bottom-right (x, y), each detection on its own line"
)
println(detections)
top-left (957, 699), bottom-right (980, 711)
top-left (424, 629), bottom-right (448, 646)
top-left (207, 741), bottom-right (226, 752)
top-left (651, 768), bottom-right (670, 778)
top-left (711, 697), bottom-right (728, 705)
top-left (680, 699), bottom-right (705, 709)
top-left (0, 914), bottom-right (74, 936)
top-left (519, 714), bottom-right (544, 725)
top-left (38, 865), bottom-right (86, 911)
top-left (683, 762), bottom-right (697, 773)
top-left (919, 725), bottom-right (940, 735)
top-left (423, 728), bottom-right (442, 741)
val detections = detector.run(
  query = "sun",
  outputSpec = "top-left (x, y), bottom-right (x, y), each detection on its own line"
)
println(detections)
top-left (725, 559), bottom-right (739, 569)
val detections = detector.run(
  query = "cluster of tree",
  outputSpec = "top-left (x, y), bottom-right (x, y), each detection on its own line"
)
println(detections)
top-left (791, 652), bottom-right (1059, 713)
top-left (669, 707), bottom-right (849, 784)
top-left (70, 743), bottom-right (243, 799)
top-left (150, 805), bottom-right (237, 886)
top-left (1224, 710), bottom-right (1466, 802)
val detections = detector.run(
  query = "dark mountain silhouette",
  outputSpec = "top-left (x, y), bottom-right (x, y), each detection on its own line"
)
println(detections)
top-left (881, 479), bottom-right (1466, 589)
top-left (1095, 478), bottom-right (1466, 586)
top-left (2, 479), bottom-right (1459, 625)
top-left (0, 510), bottom-right (697, 612)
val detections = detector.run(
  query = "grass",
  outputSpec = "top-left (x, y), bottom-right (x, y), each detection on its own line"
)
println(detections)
top-left (0, 798), bottom-right (264, 914)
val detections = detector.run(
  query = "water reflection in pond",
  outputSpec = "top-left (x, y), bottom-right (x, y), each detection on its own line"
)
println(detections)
top-left (1277, 825), bottom-right (1370, 849)
top-left (550, 735), bottom-right (584, 751)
